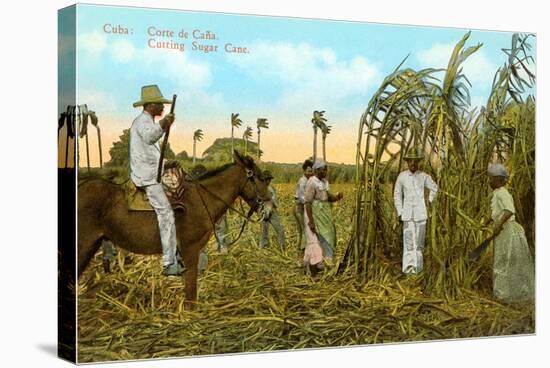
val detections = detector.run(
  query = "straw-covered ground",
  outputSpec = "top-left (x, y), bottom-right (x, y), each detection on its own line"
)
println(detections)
top-left (77, 184), bottom-right (534, 362)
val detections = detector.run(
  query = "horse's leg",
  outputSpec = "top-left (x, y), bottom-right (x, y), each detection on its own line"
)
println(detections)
top-left (77, 231), bottom-right (103, 277)
top-left (182, 246), bottom-right (199, 310)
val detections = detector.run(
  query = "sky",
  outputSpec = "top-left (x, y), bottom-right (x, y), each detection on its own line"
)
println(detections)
top-left (58, 4), bottom-right (535, 167)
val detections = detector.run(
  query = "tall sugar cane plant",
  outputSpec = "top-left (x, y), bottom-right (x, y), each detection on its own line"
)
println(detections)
top-left (477, 33), bottom-right (536, 246)
top-left (337, 62), bottom-right (438, 281)
top-left (339, 32), bottom-right (535, 299)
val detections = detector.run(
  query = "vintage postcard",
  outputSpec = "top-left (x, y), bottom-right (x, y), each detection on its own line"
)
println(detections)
top-left (58, 3), bottom-right (536, 364)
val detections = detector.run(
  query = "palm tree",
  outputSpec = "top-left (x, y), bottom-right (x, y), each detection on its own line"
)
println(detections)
top-left (320, 122), bottom-right (332, 161)
top-left (311, 110), bottom-right (327, 161)
top-left (243, 126), bottom-right (253, 156)
top-left (256, 118), bottom-right (269, 162)
top-left (192, 129), bottom-right (204, 165)
top-left (230, 113), bottom-right (243, 162)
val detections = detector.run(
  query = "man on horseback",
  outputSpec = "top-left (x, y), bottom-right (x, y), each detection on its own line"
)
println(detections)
top-left (129, 85), bottom-right (182, 276)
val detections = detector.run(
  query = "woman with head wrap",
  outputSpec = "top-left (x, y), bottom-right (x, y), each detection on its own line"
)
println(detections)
top-left (294, 159), bottom-right (314, 252)
top-left (486, 163), bottom-right (535, 303)
top-left (303, 159), bottom-right (343, 275)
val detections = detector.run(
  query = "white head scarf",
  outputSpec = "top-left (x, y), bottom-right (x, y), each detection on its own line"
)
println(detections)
top-left (312, 159), bottom-right (327, 170)
top-left (487, 163), bottom-right (509, 178)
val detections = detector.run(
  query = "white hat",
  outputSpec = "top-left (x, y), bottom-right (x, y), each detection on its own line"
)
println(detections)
top-left (487, 163), bottom-right (508, 178)
top-left (312, 159), bottom-right (327, 170)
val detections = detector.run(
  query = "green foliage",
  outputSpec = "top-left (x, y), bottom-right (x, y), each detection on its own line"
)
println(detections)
top-left (175, 150), bottom-right (189, 160)
top-left (193, 129), bottom-right (204, 141)
top-left (203, 138), bottom-right (259, 163)
top-left (105, 129), bottom-right (175, 167)
top-left (106, 129), bottom-right (130, 167)
top-left (231, 113), bottom-right (243, 128)
top-left (256, 118), bottom-right (269, 130)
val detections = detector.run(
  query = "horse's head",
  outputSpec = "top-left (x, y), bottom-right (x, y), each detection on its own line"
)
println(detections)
top-left (233, 150), bottom-right (273, 216)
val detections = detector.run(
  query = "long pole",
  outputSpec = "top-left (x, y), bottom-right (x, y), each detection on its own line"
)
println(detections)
top-left (96, 126), bottom-right (103, 168)
top-left (157, 94), bottom-right (177, 183)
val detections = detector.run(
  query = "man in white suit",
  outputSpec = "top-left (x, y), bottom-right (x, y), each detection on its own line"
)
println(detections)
top-left (129, 84), bottom-right (181, 276)
top-left (393, 148), bottom-right (438, 275)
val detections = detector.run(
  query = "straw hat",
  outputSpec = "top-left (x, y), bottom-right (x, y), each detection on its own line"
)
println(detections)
top-left (133, 85), bottom-right (172, 107)
top-left (403, 147), bottom-right (424, 160)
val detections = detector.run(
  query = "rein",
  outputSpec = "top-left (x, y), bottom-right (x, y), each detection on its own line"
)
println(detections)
top-left (190, 167), bottom-right (266, 247)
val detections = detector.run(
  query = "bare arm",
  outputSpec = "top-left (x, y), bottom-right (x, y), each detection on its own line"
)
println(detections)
top-left (327, 191), bottom-right (343, 202)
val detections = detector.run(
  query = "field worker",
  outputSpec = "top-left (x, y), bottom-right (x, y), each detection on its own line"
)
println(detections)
top-left (393, 147), bottom-right (438, 275)
top-left (215, 215), bottom-right (229, 255)
top-left (294, 159), bottom-right (314, 251)
top-left (259, 170), bottom-right (287, 249)
top-left (101, 239), bottom-right (116, 273)
top-left (304, 159), bottom-right (343, 272)
top-left (129, 85), bottom-right (182, 276)
top-left (486, 163), bottom-right (534, 302)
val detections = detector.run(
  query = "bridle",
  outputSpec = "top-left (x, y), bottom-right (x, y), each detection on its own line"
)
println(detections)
top-left (192, 165), bottom-right (270, 247)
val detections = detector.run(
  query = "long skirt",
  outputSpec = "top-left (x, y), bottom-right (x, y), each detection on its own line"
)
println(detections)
top-left (493, 221), bottom-right (535, 303)
top-left (310, 201), bottom-right (336, 259)
top-left (303, 212), bottom-right (323, 267)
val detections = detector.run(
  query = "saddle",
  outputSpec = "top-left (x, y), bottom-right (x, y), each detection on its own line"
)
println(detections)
top-left (125, 166), bottom-right (187, 212)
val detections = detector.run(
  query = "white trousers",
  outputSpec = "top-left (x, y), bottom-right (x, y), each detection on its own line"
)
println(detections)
top-left (144, 183), bottom-right (177, 267)
top-left (402, 220), bottom-right (426, 274)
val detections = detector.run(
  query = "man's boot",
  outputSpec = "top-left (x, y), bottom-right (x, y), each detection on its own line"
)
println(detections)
top-left (163, 262), bottom-right (184, 276)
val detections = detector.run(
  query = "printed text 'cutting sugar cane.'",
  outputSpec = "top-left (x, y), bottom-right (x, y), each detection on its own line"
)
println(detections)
top-left (103, 24), bottom-right (250, 54)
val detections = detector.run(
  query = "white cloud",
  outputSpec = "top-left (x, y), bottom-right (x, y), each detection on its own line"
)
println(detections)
top-left (417, 42), bottom-right (498, 87)
top-left (77, 31), bottom-right (213, 90)
top-left (76, 31), bottom-right (225, 117)
top-left (77, 31), bottom-right (107, 59)
top-left (111, 39), bottom-right (136, 62)
top-left (227, 41), bottom-right (380, 112)
top-left (77, 89), bottom-right (119, 113)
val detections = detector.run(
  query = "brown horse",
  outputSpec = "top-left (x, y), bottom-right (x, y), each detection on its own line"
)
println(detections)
top-left (77, 151), bottom-right (272, 308)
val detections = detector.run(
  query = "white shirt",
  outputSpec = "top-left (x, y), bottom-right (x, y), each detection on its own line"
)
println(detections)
top-left (129, 111), bottom-right (165, 187)
top-left (295, 175), bottom-right (308, 204)
top-left (393, 170), bottom-right (438, 221)
top-left (304, 176), bottom-right (330, 203)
